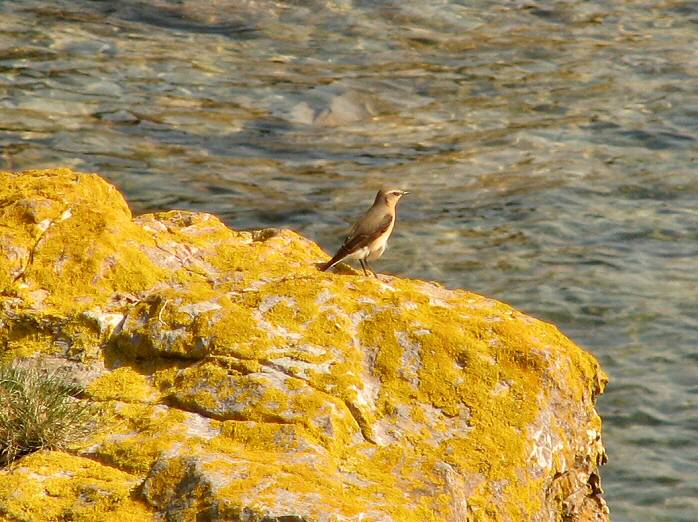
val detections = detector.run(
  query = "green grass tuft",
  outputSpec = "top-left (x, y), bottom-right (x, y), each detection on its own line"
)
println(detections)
top-left (0, 363), bottom-right (100, 467)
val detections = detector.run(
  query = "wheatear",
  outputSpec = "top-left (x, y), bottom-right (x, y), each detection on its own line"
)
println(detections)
top-left (320, 188), bottom-right (409, 276)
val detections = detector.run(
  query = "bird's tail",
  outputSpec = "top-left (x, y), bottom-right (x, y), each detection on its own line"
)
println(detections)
top-left (319, 260), bottom-right (337, 272)
top-left (319, 252), bottom-right (345, 272)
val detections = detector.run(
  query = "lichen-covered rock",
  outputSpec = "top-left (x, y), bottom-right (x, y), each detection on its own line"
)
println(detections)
top-left (0, 451), bottom-right (155, 521)
top-left (0, 169), bottom-right (609, 521)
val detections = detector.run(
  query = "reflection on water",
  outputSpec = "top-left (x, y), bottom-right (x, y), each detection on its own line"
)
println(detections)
top-left (2, 1), bottom-right (697, 520)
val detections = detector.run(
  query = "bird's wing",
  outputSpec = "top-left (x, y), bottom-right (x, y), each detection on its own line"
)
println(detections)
top-left (322, 212), bottom-right (393, 270)
top-left (341, 211), bottom-right (393, 253)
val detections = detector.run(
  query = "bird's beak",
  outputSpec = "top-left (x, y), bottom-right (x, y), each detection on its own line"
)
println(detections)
top-left (401, 191), bottom-right (410, 196)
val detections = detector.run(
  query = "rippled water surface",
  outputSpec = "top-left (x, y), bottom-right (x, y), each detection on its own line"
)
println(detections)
top-left (2, 1), bottom-right (697, 520)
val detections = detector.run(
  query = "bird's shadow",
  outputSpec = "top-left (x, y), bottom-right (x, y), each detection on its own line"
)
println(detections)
top-left (314, 262), bottom-right (395, 281)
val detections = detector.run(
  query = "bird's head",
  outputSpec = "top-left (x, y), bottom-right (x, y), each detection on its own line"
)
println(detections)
top-left (376, 188), bottom-right (410, 208)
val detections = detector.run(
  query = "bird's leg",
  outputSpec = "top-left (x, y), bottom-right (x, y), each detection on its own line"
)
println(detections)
top-left (359, 259), bottom-right (368, 276)
top-left (364, 260), bottom-right (378, 278)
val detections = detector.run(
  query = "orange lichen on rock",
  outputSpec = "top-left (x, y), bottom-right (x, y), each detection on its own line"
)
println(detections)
top-left (0, 169), bottom-right (609, 521)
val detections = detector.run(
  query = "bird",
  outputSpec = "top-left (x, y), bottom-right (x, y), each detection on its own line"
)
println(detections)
top-left (320, 188), bottom-right (409, 277)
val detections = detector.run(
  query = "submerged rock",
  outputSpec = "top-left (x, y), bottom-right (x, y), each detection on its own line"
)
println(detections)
top-left (0, 169), bottom-right (609, 521)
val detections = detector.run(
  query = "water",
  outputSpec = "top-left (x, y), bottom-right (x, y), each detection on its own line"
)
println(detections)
top-left (1, 1), bottom-right (697, 520)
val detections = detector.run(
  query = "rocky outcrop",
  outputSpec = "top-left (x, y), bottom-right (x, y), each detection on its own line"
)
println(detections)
top-left (0, 169), bottom-right (609, 521)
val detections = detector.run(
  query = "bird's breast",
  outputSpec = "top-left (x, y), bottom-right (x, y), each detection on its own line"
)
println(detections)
top-left (366, 243), bottom-right (386, 261)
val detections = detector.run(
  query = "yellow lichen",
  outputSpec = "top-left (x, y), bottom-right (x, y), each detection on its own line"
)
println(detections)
top-left (0, 451), bottom-right (155, 521)
top-left (0, 169), bottom-right (608, 521)
top-left (86, 366), bottom-right (158, 403)
top-left (0, 170), bottom-right (169, 318)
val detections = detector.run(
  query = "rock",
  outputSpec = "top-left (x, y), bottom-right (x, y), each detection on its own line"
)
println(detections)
top-left (0, 451), bottom-right (154, 521)
top-left (0, 169), bottom-right (609, 521)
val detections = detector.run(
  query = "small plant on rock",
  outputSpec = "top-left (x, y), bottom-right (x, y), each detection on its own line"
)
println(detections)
top-left (0, 363), bottom-right (99, 467)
